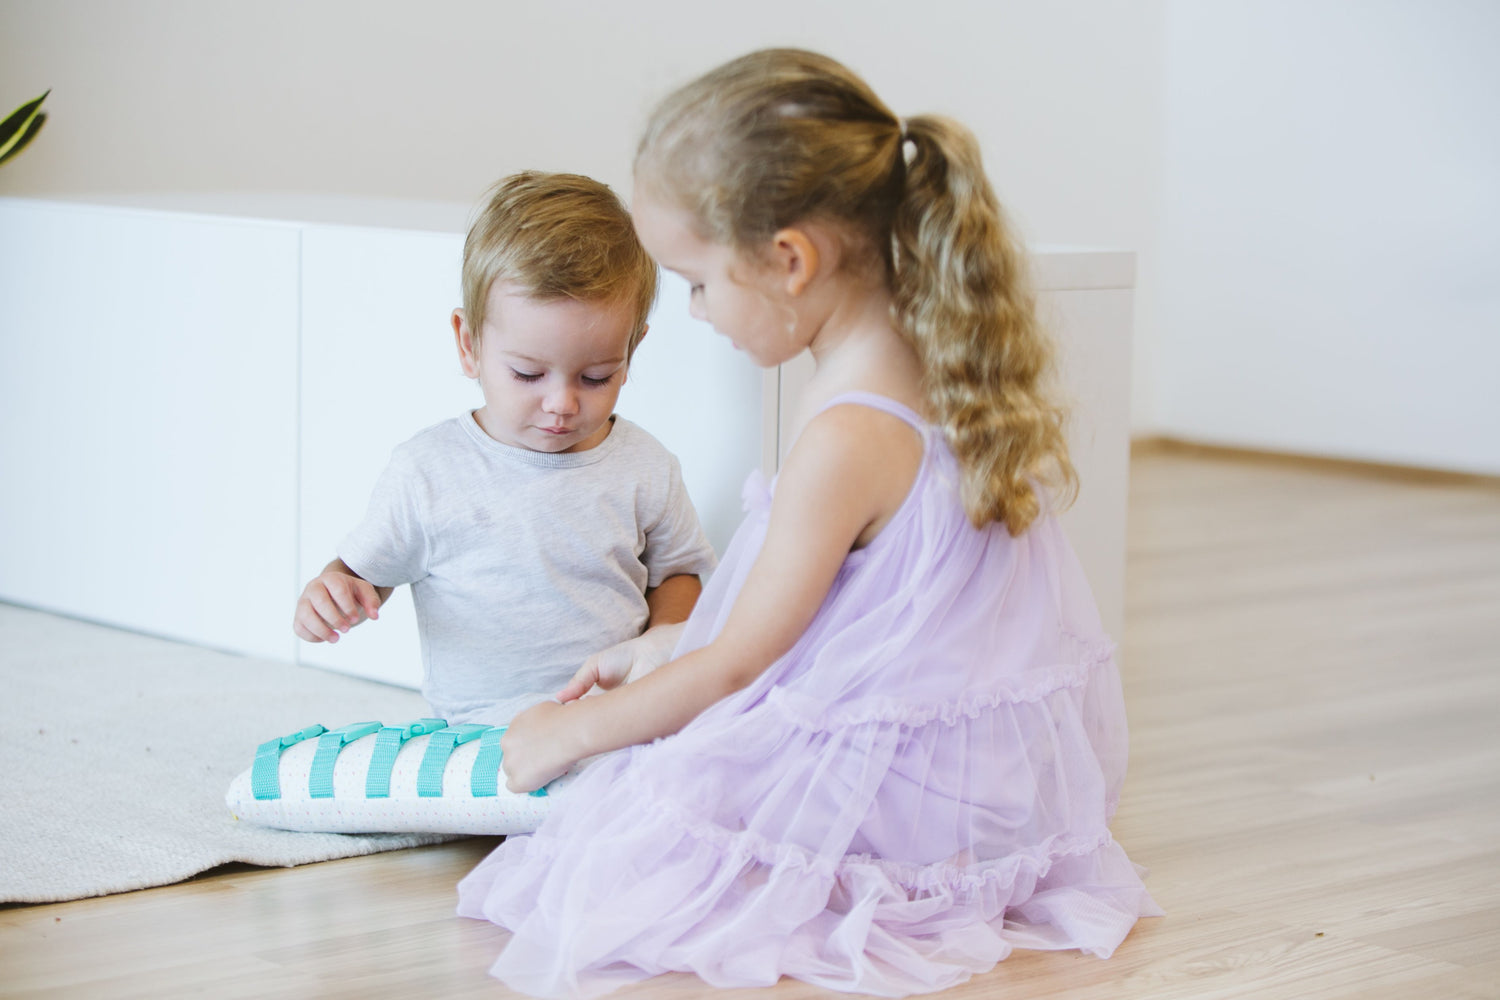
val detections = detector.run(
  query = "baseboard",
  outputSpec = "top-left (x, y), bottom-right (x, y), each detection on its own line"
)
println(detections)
top-left (1128, 435), bottom-right (1500, 488)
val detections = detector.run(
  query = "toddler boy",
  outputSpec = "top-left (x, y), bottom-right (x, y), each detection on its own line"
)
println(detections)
top-left (293, 171), bottom-right (716, 724)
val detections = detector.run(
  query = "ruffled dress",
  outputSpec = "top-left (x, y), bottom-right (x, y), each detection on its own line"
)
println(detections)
top-left (456, 392), bottom-right (1161, 997)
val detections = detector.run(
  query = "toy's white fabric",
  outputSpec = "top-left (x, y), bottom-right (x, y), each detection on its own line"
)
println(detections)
top-left (226, 724), bottom-right (575, 835)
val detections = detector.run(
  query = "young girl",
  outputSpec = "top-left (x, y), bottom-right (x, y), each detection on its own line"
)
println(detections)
top-left (457, 48), bottom-right (1161, 997)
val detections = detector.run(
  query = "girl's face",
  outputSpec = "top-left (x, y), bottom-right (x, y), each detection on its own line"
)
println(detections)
top-left (631, 189), bottom-right (801, 368)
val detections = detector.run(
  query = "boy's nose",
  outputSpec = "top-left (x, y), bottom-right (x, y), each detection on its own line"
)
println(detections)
top-left (543, 384), bottom-right (579, 415)
top-left (688, 298), bottom-right (707, 323)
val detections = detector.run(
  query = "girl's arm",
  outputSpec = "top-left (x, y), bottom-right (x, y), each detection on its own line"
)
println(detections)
top-left (500, 406), bottom-right (922, 791)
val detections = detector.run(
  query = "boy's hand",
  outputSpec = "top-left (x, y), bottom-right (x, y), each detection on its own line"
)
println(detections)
top-left (501, 700), bottom-right (581, 793)
top-left (557, 623), bottom-right (686, 703)
top-left (293, 570), bottom-right (382, 643)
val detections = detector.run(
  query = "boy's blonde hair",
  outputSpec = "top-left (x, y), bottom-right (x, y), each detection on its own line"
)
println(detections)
top-left (636, 49), bottom-right (1076, 535)
top-left (462, 171), bottom-right (658, 356)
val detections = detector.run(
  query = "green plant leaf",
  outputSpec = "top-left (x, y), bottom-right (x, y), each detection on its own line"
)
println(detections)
top-left (0, 112), bottom-right (46, 167)
top-left (0, 90), bottom-right (50, 166)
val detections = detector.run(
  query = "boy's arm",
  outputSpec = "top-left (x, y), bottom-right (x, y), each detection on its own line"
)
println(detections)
top-left (292, 557), bottom-right (393, 643)
top-left (644, 573), bottom-right (702, 627)
top-left (557, 574), bottom-right (703, 701)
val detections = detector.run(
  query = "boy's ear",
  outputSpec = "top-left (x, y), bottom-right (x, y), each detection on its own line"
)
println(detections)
top-left (769, 227), bottom-right (820, 297)
top-left (453, 308), bottom-right (480, 378)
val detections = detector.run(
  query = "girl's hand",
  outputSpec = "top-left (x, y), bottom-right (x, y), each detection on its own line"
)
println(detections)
top-left (500, 700), bottom-right (585, 793)
top-left (558, 623), bottom-right (687, 703)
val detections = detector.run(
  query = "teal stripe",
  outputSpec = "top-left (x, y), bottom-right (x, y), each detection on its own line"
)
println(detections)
top-left (250, 724), bottom-right (326, 801)
top-left (308, 721), bottom-right (382, 799)
top-left (470, 726), bottom-right (506, 797)
top-left (417, 723), bottom-right (490, 797)
top-left (365, 718), bottom-right (447, 798)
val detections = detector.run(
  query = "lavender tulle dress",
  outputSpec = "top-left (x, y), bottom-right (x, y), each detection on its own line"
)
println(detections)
top-left (456, 393), bottom-right (1161, 997)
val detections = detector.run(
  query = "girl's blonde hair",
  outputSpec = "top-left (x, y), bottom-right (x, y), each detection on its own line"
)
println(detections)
top-left (636, 49), bottom-right (1076, 534)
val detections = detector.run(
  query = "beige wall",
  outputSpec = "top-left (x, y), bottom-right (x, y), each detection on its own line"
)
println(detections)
top-left (1151, 0), bottom-right (1500, 474)
top-left (0, 0), bottom-right (1166, 426)
top-left (0, 1), bottom-right (1164, 238)
top-left (6, 3), bottom-right (1495, 472)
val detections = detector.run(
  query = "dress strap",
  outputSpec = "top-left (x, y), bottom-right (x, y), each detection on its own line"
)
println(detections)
top-left (812, 391), bottom-right (926, 432)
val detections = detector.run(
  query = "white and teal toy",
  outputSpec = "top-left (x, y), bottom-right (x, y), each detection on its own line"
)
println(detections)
top-left (225, 719), bottom-right (568, 835)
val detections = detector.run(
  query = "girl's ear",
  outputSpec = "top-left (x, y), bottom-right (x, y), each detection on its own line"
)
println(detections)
top-left (769, 227), bottom-right (821, 297)
top-left (453, 309), bottom-right (481, 378)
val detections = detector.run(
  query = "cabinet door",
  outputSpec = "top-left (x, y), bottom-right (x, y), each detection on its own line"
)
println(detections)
top-left (0, 200), bottom-right (300, 660)
top-left (296, 225), bottom-right (469, 687)
top-left (1041, 286), bottom-right (1134, 645)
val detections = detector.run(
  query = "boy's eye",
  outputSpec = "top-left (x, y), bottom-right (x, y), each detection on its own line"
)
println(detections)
top-left (582, 374), bottom-right (615, 387)
top-left (509, 370), bottom-right (543, 383)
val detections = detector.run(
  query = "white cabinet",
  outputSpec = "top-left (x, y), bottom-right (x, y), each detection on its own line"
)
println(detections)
top-left (294, 224), bottom-right (472, 688)
top-left (0, 199), bottom-right (300, 662)
top-left (1038, 253), bottom-right (1136, 646)
top-left (0, 195), bottom-right (1132, 683)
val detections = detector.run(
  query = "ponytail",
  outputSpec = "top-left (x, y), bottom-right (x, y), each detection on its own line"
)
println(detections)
top-left (892, 116), bottom-right (1076, 534)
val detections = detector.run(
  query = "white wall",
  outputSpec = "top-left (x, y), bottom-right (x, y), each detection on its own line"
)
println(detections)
top-left (0, 0), bottom-right (1166, 422)
top-left (5, 3), bottom-right (1489, 474)
top-left (1155, 0), bottom-right (1500, 473)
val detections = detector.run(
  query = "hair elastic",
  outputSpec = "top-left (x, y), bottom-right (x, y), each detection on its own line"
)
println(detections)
top-left (898, 119), bottom-right (917, 167)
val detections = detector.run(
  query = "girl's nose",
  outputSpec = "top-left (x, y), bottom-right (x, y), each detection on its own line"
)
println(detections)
top-left (688, 295), bottom-right (706, 323)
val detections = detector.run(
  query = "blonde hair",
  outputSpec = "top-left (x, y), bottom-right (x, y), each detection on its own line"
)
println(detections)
top-left (462, 171), bottom-right (658, 356)
top-left (636, 49), bottom-right (1076, 534)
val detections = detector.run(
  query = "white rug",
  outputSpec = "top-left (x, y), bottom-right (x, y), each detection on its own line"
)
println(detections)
top-left (0, 603), bottom-right (459, 904)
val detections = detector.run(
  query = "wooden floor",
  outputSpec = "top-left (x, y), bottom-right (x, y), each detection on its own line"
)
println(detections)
top-left (3, 445), bottom-right (1498, 999)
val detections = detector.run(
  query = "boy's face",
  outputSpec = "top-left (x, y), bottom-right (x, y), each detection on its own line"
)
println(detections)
top-left (454, 283), bottom-right (638, 453)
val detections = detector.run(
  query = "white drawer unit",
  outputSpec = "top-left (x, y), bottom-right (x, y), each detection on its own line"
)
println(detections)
top-left (0, 195), bottom-right (1134, 681)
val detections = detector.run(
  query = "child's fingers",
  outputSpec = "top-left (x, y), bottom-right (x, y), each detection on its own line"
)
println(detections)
top-left (324, 578), bottom-right (370, 626)
top-left (557, 662), bottom-right (600, 703)
top-left (555, 677), bottom-right (590, 704)
top-left (293, 601), bottom-right (339, 642)
top-left (292, 618), bottom-right (327, 643)
top-left (307, 587), bottom-right (357, 633)
top-left (498, 718), bottom-right (553, 793)
top-left (353, 580), bottom-right (382, 621)
top-left (591, 643), bottom-right (638, 691)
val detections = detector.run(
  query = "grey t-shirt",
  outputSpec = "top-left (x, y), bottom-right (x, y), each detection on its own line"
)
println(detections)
top-left (339, 412), bottom-right (717, 724)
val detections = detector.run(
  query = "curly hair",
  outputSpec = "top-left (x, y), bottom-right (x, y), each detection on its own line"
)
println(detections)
top-left (636, 49), bottom-right (1075, 533)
